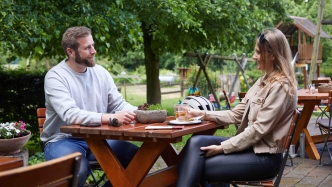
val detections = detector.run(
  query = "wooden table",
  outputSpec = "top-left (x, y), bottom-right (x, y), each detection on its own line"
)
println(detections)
top-left (60, 117), bottom-right (228, 187)
top-left (294, 89), bottom-right (329, 160)
top-left (0, 156), bottom-right (23, 171)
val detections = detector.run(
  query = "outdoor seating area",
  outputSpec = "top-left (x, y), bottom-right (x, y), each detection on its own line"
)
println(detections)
top-left (1, 88), bottom-right (332, 186)
top-left (2, 2), bottom-right (332, 186)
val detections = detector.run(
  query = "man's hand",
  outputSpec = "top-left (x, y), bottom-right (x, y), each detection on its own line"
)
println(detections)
top-left (200, 145), bottom-right (224, 157)
top-left (102, 111), bottom-right (136, 124)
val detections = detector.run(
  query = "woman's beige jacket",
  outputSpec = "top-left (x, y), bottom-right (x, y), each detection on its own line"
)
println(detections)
top-left (205, 76), bottom-right (297, 154)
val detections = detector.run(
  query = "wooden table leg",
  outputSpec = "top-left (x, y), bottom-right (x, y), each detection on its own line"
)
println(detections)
top-left (85, 139), bottom-right (132, 186)
top-left (125, 142), bottom-right (168, 186)
top-left (293, 101), bottom-right (316, 147)
top-left (303, 128), bottom-right (320, 160)
top-left (293, 100), bottom-right (323, 160)
top-left (86, 138), bottom-right (169, 187)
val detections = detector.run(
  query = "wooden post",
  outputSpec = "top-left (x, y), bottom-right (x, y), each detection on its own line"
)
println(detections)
top-left (178, 68), bottom-right (190, 97)
top-left (309, 0), bottom-right (325, 83)
top-left (303, 67), bottom-right (308, 89)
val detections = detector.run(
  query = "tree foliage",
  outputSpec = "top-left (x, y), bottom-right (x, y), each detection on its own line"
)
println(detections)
top-left (1, 0), bottom-right (289, 103)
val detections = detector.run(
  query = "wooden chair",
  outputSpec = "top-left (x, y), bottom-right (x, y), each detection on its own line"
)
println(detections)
top-left (0, 152), bottom-right (81, 187)
top-left (37, 108), bottom-right (106, 187)
top-left (210, 110), bottom-right (300, 187)
top-left (238, 92), bottom-right (247, 102)
top-left (317, 91), bottom-right (332, 166)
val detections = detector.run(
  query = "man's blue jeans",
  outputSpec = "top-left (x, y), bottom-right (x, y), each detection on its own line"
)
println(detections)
top-left (44, 137), bottom-right (139, 187)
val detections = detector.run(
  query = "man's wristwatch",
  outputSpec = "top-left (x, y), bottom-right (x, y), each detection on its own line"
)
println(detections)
top-left (108, 118), bottom-right (121, 127)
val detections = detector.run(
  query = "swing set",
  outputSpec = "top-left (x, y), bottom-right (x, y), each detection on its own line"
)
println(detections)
top-left (183, 52), bottom-right (255, 109)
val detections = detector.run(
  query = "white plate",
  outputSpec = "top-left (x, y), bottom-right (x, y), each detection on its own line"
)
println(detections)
top-left (168, 120), bottom-right (202, 125)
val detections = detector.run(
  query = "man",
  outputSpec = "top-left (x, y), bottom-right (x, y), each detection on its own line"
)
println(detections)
top-left (41, 26), bottom-right (138, 187)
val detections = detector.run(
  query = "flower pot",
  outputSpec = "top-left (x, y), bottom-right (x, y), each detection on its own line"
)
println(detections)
top-left (134, 110), bottom-right (167, 123)
top-left (0, 131), bottom-right (31, 155)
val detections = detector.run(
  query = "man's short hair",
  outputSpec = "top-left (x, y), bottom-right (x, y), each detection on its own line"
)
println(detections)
top-left (62, 26), bottom-right (91, 56)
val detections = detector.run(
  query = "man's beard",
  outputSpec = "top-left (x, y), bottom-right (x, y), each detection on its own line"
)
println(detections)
top-left (75, 50), bottom-right (95, 67)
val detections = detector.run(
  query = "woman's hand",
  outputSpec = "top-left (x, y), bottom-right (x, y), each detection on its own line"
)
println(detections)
top-left (200, 145), bottom-right (224, 157)
top-left (185, 108), bottom-right (206, 119)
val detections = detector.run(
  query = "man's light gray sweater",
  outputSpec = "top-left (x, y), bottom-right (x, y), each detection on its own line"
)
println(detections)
top-left (41, 60), bottom-right (136, 144)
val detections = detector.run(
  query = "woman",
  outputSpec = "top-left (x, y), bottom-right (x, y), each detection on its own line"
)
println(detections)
top-left (176, 28), bottom-right (298, 187)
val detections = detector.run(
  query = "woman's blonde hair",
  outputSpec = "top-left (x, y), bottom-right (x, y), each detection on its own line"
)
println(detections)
top-left (257, 28), bottom-right (297, 96)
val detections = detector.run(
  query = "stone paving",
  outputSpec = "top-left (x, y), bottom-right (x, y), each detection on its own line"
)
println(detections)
top-left (279, 117), bottom-right (332, 187)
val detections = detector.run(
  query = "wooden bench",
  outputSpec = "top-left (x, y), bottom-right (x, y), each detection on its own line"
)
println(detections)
top-left (0, 152), bottom-right (81, 187)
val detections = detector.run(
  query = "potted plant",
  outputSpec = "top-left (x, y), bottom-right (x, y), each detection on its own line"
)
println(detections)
top-left (134, 103), bottom-right (167, 123)
top-left (0, 121), bottom-right (31, 155)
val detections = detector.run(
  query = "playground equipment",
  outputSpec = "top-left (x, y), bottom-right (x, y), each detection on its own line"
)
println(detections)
top-left (183, 52), bottom-right (254, 109)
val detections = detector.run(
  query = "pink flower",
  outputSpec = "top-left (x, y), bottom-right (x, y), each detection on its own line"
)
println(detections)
top-left (20, 125), bottom-right (25, 130)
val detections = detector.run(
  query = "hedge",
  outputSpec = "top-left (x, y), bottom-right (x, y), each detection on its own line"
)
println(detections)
top-left (0, 67), bottom-right (46, 149)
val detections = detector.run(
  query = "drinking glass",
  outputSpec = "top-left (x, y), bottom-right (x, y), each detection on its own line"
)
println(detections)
top-left (174, 104), bottom-right (188, 122)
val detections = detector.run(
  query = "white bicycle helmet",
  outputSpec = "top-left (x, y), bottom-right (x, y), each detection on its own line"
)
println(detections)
top-left (182, 96), bottom-right (215, 111)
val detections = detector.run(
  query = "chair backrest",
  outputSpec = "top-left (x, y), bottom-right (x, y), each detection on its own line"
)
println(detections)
top-left (274, 110), bottom-right (300, 186)
top-left (321, 90), bottom-right (332, 117)
top-left (238, 92), bottom-right (247, 102)
top-left (37, 108), bottom-right (46, 133)
top-left (0, 152), bottom-right (81, 187)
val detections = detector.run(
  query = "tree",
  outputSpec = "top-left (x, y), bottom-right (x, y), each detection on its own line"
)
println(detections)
top-left (0, 0), bottom-right (289, 104)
